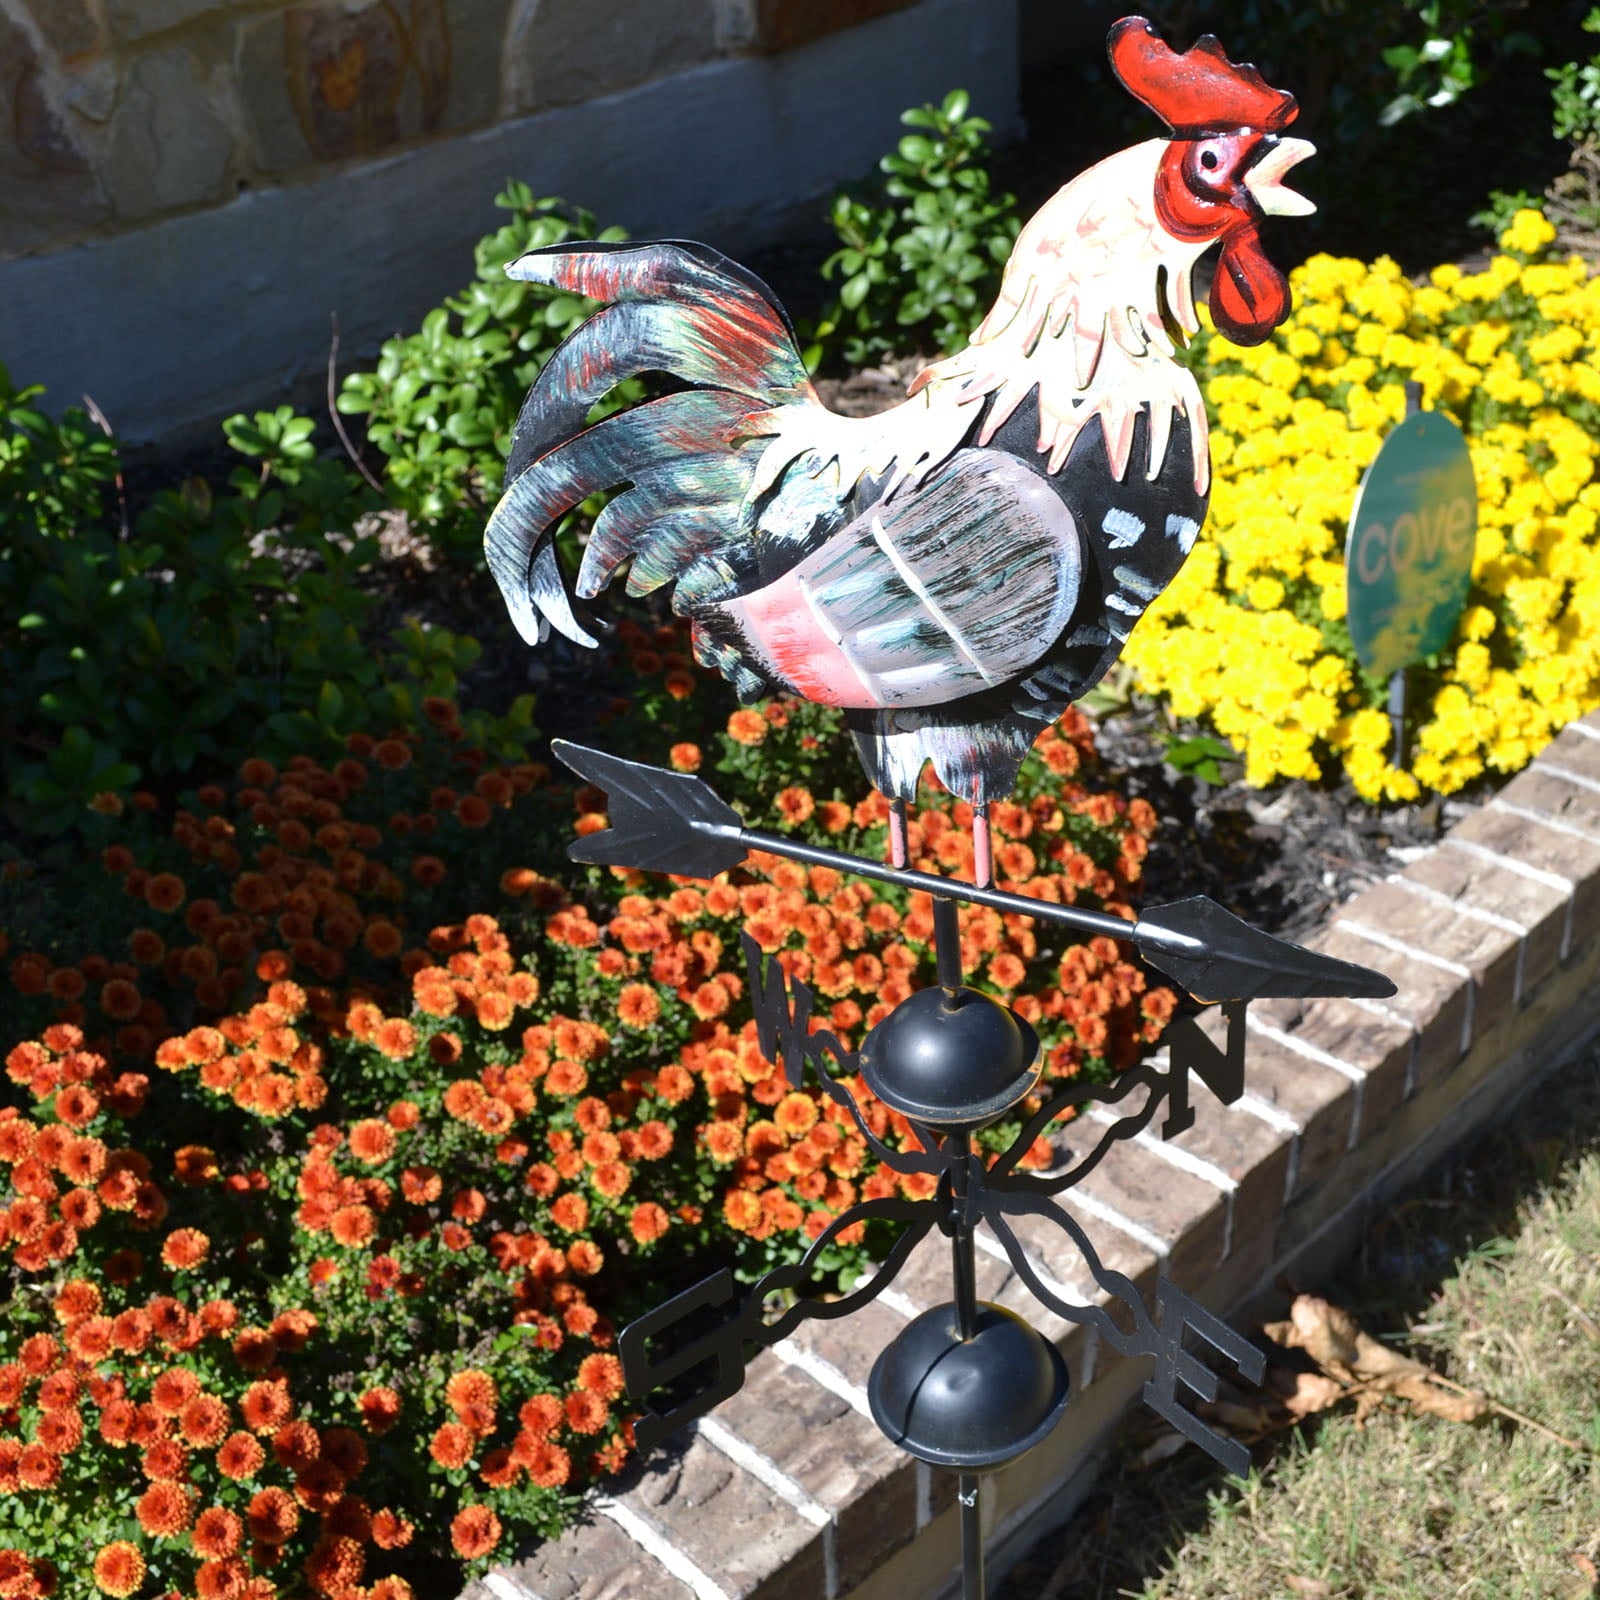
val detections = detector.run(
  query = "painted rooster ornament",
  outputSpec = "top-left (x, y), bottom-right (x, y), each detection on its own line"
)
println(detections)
top-left (486, 16), bottom-right (1314, 881)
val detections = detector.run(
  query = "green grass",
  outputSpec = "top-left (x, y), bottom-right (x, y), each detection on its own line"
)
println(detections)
top-left (998, 1040), bottom-right (1600, 1600)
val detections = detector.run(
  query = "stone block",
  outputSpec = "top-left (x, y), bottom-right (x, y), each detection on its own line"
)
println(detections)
top-left (625, 1431), bottom-right (827, 1600)
top-left (237, 0), bottom-right (503, 172)
top-left (484, 1506), bottom-right (696, 1599)
top-left (750, 0), bottom-right (921, 54)
top-left (19, 0), bottom-right (103, 61)
top-left (1394, 846), bottom-right (1566, 1004)
top-left (103, 0), bottom-right (224, 45)
top-left (1450, 804), bottom-right (1600, 955)
top-left (502, 0), bottom-right (718, 116)
top-left (0, 13), bottom-right (109, 258)
top-left (101, 44), bottom-right (234, 216)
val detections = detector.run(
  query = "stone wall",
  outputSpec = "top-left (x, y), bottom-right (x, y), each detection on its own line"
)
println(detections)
top-left (0, 0), bottom-right (1019, 444)
top-left (0, 0), bottom-right (935, 259)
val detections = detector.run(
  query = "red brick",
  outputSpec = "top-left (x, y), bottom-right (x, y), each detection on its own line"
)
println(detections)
top-left (1065, 1129), bottom-right (1228, 1292)
top-left (1392, 846), bottom-right (1565, 1002)
top-left (1231, 1029), bottom-right (1358, 1199)
top-left (623, 1431), bottom-right (826, 1600)
top-left (1310, 926), bottom-right (1465, 1091)
top-left (1449, 805), bottom-right (1600, 955)
top-left (1498, 766), bottom-right (1600, 845)
top-left (1163, 1100), bottom-right (1293, 1269)
top-left (713, 1351), bottom-right (914, 1595)
top-left (1334, 878), bottom-right (1518, 1046)
top-left (484, 1511), bottom-right (696, 1600)
top-left (1250, 987), bottom-right (1413, 1127)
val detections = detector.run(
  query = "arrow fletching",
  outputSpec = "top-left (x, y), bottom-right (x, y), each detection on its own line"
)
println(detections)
top-left (1133, 896), bottom-right (1397, 1004)
top-left (551, 741), bottom-right (751, 879)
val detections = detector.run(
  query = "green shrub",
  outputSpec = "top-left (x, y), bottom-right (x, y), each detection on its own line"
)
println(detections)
top-left (813, 90), bottom-right (1020, 366)
top-left (0, 376), bottom-right (534, 839)
top-left (335, 184), bottom-right (632, 559)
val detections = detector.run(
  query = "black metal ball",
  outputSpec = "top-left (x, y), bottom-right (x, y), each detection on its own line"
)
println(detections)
top-left (858, 984), bottom-right (1042, 1133)
top-left (868, 1302), bottom-right (1069, 1472)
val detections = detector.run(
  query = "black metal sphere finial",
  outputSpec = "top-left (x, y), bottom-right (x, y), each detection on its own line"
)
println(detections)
top-left (868, 1303), bottom-right (1070, 1471)
top-left (859, 984), bottom-right (1043, 1135)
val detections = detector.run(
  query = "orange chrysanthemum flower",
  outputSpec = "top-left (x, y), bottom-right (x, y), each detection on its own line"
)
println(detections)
top-left (429, 1422), bottom-right (473, 1470)
top-left (161, 1228), bottom-right (210, 1271)
top-left (216, 1431), bottom-right (265, 1480)
top-left (329, 1205), bottom-right (377, 1248)
top-left (136, 1480), bottom-right (194, 1537)
top-left (92, 1542), bottom-right (146, 1597)
top-left (565, 1388), bottom-right (609, 1434)
top-left (180, 1393), bottom-right (230, 1449)
top-left (524, 1439), bottom-right (571, 1489)
top-left (348, 1119), bottom-right (396, 1165)
top-left (668, 742), bottom-right (702, 772)
top-left (445, 1369), bottom-right (496, 1418)
top-left (150, 1367), bottom-right (201, 1416)
top-left (245, 1485), bottom-right (299, 1545)
top-left (727, 709), bottom-right (767, 745)
top-left (577, 1353), bottom-right (625, 1399)
top-left (616, 983), bottom-right (661, 1029)
top-left (239, 1379), bottom-right (291, 1435)
top-left (145, 873), bottom-right (187, 912)
top-left (629, 1201), bottom-right (670, 1244)
top-left (372, 1018), bottom-right (417, 1060)
top-left (191, 1506), bottom-right (243, 1560)
top-left (36, 1405), bottom-right (84, 1454)
top-left (142, 1437), bottom-right (189, 1481)
top-left (359, 1386), bottom-right (401, 1435)
top-left (450, 1504), bottom-right (502, 1559)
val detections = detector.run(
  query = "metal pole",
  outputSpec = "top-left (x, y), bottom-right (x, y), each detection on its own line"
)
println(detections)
top-left (959, 1475), bottom-right (985, 1600)
top-left (1389, 379), bottom-right (1424, 772)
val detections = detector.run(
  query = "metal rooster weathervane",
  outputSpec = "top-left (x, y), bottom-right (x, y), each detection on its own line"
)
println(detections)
top-left (487, 16), bottom-right (1391, 1599)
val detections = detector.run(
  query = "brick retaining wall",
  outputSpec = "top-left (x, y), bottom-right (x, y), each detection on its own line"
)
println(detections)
top-left (465, 710), bottom-right (1600, 1600)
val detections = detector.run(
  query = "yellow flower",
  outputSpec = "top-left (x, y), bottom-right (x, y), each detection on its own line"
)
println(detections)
top-left (1499, 207), bottom-right (1556, 256)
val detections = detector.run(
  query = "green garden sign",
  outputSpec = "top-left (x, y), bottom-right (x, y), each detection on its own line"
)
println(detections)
top-left (1345, 408), bottom-right (1477, 679)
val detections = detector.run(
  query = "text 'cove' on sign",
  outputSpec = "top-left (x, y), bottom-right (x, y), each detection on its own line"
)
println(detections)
top-left (1344, 410), bottom-right (1477, 680)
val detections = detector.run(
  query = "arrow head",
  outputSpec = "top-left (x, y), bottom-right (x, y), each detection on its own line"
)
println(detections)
top-left (551, 741), bottom-right (751, 879)
top-left (1134, 896), bottom-right (1397, 1004)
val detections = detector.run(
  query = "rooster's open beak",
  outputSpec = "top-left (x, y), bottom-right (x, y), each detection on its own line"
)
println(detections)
top-left (1243, 137), bottom-right (1316, 217)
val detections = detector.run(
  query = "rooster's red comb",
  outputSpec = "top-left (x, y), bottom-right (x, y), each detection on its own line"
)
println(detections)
top-left (1108, 16), bottom-right (1297, 134)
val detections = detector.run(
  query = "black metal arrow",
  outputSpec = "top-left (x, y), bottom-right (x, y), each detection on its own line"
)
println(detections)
top-left (551, 740), bottom-right (1395, 1005)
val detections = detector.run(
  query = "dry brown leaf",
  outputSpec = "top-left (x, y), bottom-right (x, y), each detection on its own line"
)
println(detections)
top-left (1263, 1294), bottom-right (1488, 1423)
top-left (1285, 1579), bottom-right (1334, 1597)
top-left (1278, 1371), bottom-right (1347, 1421)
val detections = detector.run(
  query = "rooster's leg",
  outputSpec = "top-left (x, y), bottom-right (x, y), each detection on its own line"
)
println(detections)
top-left (972, 804), bottom-right (993, 890)
top-left (888, 797), bottom-right (909, 870)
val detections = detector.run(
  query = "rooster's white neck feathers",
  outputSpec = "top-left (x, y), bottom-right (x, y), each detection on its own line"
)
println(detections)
top-left (748, 139), bottom-right (1214, 513)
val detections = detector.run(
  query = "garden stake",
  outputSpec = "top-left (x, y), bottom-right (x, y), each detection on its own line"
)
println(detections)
top-left (556, 741), bottom-right (1393, 1600)
top-left (1386, 380), bottom-right (1426, 770)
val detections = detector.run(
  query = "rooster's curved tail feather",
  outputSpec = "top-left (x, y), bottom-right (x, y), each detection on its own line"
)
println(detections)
top-left (484, 241), bottom-right (814, 647)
